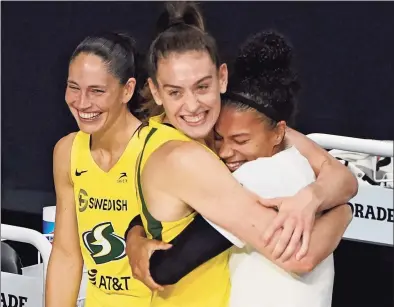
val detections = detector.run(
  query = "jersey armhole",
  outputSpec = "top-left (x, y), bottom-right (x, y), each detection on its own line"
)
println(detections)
top-left (69, 132), bottom-right (80, 186)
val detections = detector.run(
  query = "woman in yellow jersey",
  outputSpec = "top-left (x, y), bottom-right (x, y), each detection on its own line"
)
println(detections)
top-left (145, 30), bottom-right (350, 307)
top-left (45, 32), bottom-right (153, 307)
top-left (125, 2), bottom-right (357, 306)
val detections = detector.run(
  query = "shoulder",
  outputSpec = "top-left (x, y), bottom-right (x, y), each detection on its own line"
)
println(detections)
top-left (145, 140), bottom-right (220, 183)
top-left (160, 141), bottom-right (216, 169)
top-left (53, 132), bottom-right (78, 166)
top-left (234, 147), bottom-right (315, 189)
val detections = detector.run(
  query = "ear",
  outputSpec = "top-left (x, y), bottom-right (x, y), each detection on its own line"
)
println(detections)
top-left (122, 78), bottom-right (136, 104)
top-left (218, 63), bottom-right (228, 94)
top-left (274, 121), bottom-right (287, 146)
top-left (147, 78), bottom-right (163, 106)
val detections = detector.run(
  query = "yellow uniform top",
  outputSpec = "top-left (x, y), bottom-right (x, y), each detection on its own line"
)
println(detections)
top-left (71, 128), bottom-right (152, 307)
top-left (136, 115), bottom-right (231, 307)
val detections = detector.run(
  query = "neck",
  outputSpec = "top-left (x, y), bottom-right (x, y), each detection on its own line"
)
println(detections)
top-left (91, 110), bottom-right (141, 152)
top-left (203, 130), bottom-right (215, 151)
top-left (272, 139), bottom-right (288, 156)
top-left (162, 115), bottom-right (214, 149)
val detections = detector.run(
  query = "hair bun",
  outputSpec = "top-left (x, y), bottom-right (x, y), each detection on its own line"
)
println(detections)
top-left (155, 1), bottom-right (205, 34)
top-left (234, 30), bottom-right (293, 81)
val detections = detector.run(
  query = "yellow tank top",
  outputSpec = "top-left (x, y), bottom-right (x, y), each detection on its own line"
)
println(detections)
top-left (136, 114), bottom-right (231, 307)
top-left (71, 128), bottom-right (152, 307)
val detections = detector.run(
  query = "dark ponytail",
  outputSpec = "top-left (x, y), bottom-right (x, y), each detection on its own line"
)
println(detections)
top-left (139, 2), bottom-right (220, 118)
top-left (224, 30), bottom-right (300, 126)
top-left (70, 31), bottom-right (144, 111)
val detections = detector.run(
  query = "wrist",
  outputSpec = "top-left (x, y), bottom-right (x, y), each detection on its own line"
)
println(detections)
top-left (127, 225), bottom-right (146, 242)
top-left (300, 184), bottom-right (322, 212)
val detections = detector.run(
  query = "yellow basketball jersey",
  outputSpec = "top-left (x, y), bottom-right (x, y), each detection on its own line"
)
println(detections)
top-left (136, 114), bottom-right (231, 307)
top-left (71, 128), bottom-right (152, 307)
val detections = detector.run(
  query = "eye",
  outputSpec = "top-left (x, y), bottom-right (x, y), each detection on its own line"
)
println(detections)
top-left (197, 84), bottom-right (209, 93)
top-left (68, 85), bottom-right (79, 91)
top-left (234, 139), bottom-right (249, 145)
top-left (91, 89), bottom-right (105, 94)
top-left (169, 90), bottom-right (180, 97)
top-left (214, 131), bottom-right (223, 141)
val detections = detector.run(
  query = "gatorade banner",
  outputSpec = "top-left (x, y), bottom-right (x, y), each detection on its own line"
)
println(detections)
top-left (1, 272), bottom-right (43, 307)
top-left (343, 184), bottom-right (393, 246)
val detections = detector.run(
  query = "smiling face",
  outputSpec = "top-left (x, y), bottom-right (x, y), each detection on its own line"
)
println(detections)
top-left (65, 52), bottom-right (135, 135)
top-left (214, 104), bottom-right (286, 172)
top-left (148, 50), bottom-right (228, 140)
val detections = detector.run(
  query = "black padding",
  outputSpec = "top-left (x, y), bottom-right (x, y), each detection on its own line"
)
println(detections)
top-left (1, 241), bottom-right (23, 274)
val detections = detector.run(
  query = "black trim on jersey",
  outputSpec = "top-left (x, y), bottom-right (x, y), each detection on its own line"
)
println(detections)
top-left (124, 214), bottom-right (143, 240)
top-left (136, 128), bottom-right (164, 240)
top-left (162, 123), bottom-right (176, 128)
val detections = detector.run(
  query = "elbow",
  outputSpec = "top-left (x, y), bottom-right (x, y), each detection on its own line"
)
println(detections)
top-left (149, 252), bottom-right (181, 285)
top-left (287, 256), bottom-right (317, 275)
top-left (344, 203), bottom-right (354, 226)
top-left (49, 244), bottom-right (83, 269)
top-left (351, 174), bottom-right (358, 198)
top-left (341, 164), bottom-right (359, 199)
top-left (349, 173), bottom-right (359, 198)
top-left (150, 267), bottom-right (180, 285)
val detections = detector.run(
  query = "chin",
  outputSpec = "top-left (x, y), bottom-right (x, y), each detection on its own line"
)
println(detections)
top-left (77, 121), bottom-right (104, 135)
top-left (183, 122), bottom-right (215, 141)
top-left (184, 127), bottom-right (212, 141)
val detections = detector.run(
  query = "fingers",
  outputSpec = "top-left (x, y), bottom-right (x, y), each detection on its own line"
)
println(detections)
top-left (132, 259), bottom-right (164, 291)
top-left (127, 238), bottom-right (169, 291)
top-left (262, 214), bottom-right (286, 246)
top-left (279, 225), bottom-right (303, 262)
top-left (153, 242), bottom-right (173, 251)
top-left (144, 274), bottom-right (165, 292)
top-left (271, 218), bottom-right (296, 259)
top-left (132, 269), bottom-right (163, 291)
top-left (296, 223), bottom-right (312, 260)
top-left (259, 197), bottom-right (282, 209)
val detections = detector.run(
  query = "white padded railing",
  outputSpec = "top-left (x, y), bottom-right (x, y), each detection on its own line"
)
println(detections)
top-left (1, 224), bottom-right (52, 278)
top-left (307, 133), bottom-right (393, 157)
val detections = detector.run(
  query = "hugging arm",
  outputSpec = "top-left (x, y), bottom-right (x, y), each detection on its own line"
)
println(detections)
top-left (126, 204), bottom-right (351, 285)
top-left (286, 128), bottom-right (358, 211)
top-left (260, 128), bottom-right (359, 261)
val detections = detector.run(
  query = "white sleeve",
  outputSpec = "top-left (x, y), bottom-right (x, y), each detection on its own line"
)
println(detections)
top-left (202, 216), bottom-right (246, 248)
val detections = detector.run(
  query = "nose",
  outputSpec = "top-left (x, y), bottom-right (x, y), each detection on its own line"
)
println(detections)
top-left (183, 92), bottom-right (200, 113)
top-left (74, 91), bottom-right (92, 110)
top-left (218, 141), bottom-right (234, 161)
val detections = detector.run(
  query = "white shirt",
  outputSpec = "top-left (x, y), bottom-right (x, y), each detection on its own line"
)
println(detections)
top-left (206, 146), bottom-right (334, 307)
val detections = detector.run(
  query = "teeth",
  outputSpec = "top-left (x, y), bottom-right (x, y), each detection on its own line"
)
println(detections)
top-left (183, 113), bottom-right (205, 123)
top-left (79, 111), bottom-right (100, 119)
top-left (226, 162), bottom-right (242, 170)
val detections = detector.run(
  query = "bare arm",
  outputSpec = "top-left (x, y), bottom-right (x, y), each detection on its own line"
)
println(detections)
top-left (281, 204), bottom-right (353, 273)
top-left (45, 133), bottom-right (83, 307)
top-left (286, 128), bottom-right (358, 211)
top-left (144, 141), bottom-right (278, 262)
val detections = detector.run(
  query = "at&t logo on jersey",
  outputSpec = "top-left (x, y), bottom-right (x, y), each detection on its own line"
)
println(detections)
top-left (88, 269), bottom-right (131, 292)
top-left (82, 222), bottom-right (126, 265)
top-left (78, 189), bottom-right (128, 212)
